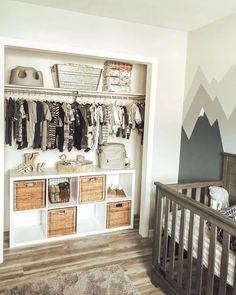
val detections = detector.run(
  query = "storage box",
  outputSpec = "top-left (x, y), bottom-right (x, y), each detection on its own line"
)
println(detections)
top-left (79, 175), bottom-right (106, 203)
top-left (51, 63), bottom-right (102, 90)
top-left (13, 180), bottom-right (45, 211)
top-left (48, 207), bottom-right (77, 237)
top-left (102, 61), bottom-right (132, 92)
top-left (107, 201), bottom-right (131, 228)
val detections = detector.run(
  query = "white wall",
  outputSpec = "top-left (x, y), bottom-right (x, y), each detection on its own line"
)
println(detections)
top-left (0, 0), bottom-right (187, 231)
top-left (183, 13), bottom-right (236, 153)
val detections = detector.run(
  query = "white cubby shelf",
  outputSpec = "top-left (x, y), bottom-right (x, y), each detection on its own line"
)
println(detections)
top-left (9, 166), bottom-right (135, 248)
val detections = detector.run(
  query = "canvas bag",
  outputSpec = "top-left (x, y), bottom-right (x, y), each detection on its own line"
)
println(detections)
top-left (98, 143), bottom-right (126, 169)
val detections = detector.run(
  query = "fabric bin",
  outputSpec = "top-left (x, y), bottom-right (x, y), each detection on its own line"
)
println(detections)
top-left (107, 201), bottom-right (131, 228)
top-left (51, 63), bottom-right (102, 90)
top-left (48, 207), bottom-right (77, 237)
top-left (79, 175), bottom-right (106, 203)
top-left (13, 180), bottom-right (45, 211)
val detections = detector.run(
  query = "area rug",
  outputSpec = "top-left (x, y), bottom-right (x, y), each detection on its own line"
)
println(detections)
top-left (4, 264), bottom-right (140, 295)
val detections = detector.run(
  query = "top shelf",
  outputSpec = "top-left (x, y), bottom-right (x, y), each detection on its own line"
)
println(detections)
top-left (4, 84), bottom-right (145, 100)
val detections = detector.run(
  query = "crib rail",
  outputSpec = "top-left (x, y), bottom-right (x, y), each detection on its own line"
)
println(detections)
top-left (152, 181), bottom-right (236, 295)
top-left (169, 180), bottom-right (223, 206)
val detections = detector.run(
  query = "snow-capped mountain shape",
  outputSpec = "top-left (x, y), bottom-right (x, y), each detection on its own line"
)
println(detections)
top-left (179, 114), bottom-right (223, 183)
top-left (183, 85), bottom-right (227, 138)
top-left (184, 65), bottom-right (236, 120)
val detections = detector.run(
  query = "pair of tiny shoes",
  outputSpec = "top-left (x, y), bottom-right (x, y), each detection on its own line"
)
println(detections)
top-left (116, 184), bottom-right (126, 197)
top-left (107, 184), bottom-right (126, 198)
top-left (107, 184), bottom-right (117, 197)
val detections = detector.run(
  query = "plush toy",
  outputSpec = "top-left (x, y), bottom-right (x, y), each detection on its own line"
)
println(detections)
top-left (209, 186), bottom-right (229, 210)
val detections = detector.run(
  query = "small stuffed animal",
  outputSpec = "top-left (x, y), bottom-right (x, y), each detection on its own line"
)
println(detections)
top-left (209, 186), bottom-right (229, 210)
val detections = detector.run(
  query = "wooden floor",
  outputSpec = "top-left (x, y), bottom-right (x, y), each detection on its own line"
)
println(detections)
top-left (0, 230), bottom-right (164, 294)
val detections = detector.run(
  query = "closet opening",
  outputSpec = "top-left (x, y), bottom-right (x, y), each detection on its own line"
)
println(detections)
top-left (3, 45), bottom-right (153, 249)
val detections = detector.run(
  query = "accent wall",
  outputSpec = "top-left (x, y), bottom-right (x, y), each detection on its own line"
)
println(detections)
top-left (179, 14), bottom-right (236, 182)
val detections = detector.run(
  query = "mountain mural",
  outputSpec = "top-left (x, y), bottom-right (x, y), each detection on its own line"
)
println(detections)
top-left (179, 114), bottom-right (223, 182)
top-left (184, 65), bottom-right (236, 120)
top-left (179, 65), bottom-right (236, 182)
top-left (182, 66), bottom-right (236, 153)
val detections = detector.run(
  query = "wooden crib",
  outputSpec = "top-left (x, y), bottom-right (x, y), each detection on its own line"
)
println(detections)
top-left (151, 153), bottom-right (236, 295)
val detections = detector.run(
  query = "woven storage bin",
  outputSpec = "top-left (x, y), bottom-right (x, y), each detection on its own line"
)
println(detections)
top-left (79, 175), bottom-right (105, 203)
top-left (107, 201), bottom-right (131, 228)
top-left (51, 64), bottom-right (102, 90)
top-left (48, 207), bottom-right (76, 238)
top-left (13, 180), bottom-right (45, 211)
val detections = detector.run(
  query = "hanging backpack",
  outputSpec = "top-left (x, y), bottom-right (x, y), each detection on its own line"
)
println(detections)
top-left (97, 143), bottom-right (126, 169)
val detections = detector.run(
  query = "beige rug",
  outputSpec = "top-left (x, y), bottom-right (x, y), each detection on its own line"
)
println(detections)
top-left (4, 264), bottom-right (140, 295)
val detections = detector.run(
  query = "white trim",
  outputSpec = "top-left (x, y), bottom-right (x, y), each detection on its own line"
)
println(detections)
top-left (0, 36), bottom-right (159, 260)
top-left (139, 62), bottom-right (158, 237)
top-left (0, 37), bottom-right (157, 64)
top-left (0, 45), bottom-right (4, 263)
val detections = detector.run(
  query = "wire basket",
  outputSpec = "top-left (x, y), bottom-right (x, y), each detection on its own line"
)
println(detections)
top-left (48, 177), bottom-right (70, 204)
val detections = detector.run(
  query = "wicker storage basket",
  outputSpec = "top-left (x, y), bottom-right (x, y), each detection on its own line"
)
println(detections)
top-left (48, 207), bottom-right (76, 238)
top-left (56, 160), bottom-right (93, 173)
top-left (79, 175), bottom-right (105, 203)
top-left (107, 201), bottom-right (131, 228)
top-left (13, 180), bottom-right (45, 211)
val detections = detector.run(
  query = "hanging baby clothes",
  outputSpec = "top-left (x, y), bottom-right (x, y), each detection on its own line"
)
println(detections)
top-left (33, 101), bottom-right (45, 149)
top-left (27, 101), bottom-right (37, 148)
top-left (19, 100), bottom-right (29, 150)
top-left (5, 97), bottom-right (145, 151)
top-left (47, 102), bottom-right (59, 149)
top-left (137, 103), bottom-right (145, 144)
top-left (128, 103), bottom-right (142, 129)
top-left (56, 103), bottom-right (65, 152)
top-left (72, 101), bottom-right (83, 151)
top-left (62, 102), bottom-right (75, 152)
top-left (41, 101), bottom-right (52, 151)
top-left (14, 100), bottom-right (27, 149)
top-left (101, 105), bottom-right (109, 144)
top-left (5, 97), bottom-right (14, 146)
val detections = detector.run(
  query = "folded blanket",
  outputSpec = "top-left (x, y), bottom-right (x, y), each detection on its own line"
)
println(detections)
top-left (217, 205), bottom-right (236, 251)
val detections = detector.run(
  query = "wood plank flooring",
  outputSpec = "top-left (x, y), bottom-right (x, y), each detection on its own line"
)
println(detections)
top-left (0, 230), bottom-right (164, 294)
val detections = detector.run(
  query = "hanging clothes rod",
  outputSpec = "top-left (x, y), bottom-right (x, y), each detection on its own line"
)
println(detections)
top-left (4, 84), bottom-right (145, 100)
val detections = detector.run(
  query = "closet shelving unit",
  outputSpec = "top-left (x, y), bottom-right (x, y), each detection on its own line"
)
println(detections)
top-left (9, 167), bottom-right (135, 248)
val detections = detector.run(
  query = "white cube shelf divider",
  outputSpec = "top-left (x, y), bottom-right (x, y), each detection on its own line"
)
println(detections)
top-left (9, 167), bottom-right (135, 248)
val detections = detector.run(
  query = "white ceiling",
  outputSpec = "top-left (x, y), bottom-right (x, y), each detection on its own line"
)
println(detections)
top-left (12, 0), bottom-right (236, 31)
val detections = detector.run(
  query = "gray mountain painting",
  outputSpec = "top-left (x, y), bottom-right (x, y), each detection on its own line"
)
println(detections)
top-left (179, 114), bottom-right (223, 182)
top-left (179, 65), bottom-right (236, 182)
top-left (183, 66), bottom-right (236, 152)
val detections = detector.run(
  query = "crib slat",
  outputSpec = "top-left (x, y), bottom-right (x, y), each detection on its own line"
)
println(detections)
top-left (177, 207), bottom-right (185, 286)
top-left (152, 187), bottom-right (163, 266)
top-left (186, 188), bottom-right (191, 198)
top-left (162, 198), bottom-right (170, 271)
top-left (218, 232), bottom-right (230, 295)
top-left (232, 258), bottom-right (236, 295)
top-left (195, 187), bottom-right (201, 202)
top-left (169, 202), bottom-right (177, 277)
top-left (185, 211), bottom-right (194, 293)
top-left (206, 224), bottom-right (216, 295)
top-left (195, 217), bottom-right (205, 295)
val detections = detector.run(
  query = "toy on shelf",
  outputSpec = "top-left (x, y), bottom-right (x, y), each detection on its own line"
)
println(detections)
top-left (17, 153), bottom-right (45, 174)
